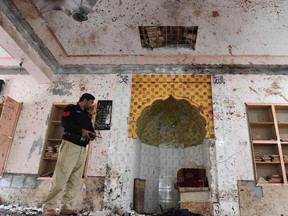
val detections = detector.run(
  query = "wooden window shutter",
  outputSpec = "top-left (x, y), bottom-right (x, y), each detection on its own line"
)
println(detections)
top-left (0, 97), bottom-right (22, 177)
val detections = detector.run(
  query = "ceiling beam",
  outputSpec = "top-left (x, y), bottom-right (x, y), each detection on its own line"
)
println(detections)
top-left (56, 64), bottom-right (288, 75)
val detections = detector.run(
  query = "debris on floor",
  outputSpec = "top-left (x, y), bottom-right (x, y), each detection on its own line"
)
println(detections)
top-left (0, 205), bottom-right (201, 216)
top-left (0, 204), bottom-right (150, 216)
top-left (0, 204), bottom-right (108, 216)
top-left (0, 204), bottom-right (42, 215)
top-left (155, 208), bottom-right (203, 216)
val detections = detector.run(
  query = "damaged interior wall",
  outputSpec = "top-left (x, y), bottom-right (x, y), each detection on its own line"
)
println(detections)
top-left (1, 70), bottom-right (288, 215)
top-left (0, 74), bottom-right (116, 177)
top-left (0, 73), bottom-right (117, 211)
top-left (212, 73), bottom-right (288, 215)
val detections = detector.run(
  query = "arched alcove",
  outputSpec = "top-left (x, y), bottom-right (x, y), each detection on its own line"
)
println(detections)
top-left (135, 96), bottom-right (210, 213)
top-left (128, 74), bottom-right (214, 140)
top-left (136, 95), bottom-right (207, 148)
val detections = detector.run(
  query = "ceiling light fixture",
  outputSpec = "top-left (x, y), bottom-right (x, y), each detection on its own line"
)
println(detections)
top-left (40, 0), bottom-right (98, 22)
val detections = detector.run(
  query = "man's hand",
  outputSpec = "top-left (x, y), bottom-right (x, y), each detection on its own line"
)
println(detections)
top-left (81, 129), bottom-right (91, 138)
top-left (81, 129), bottom-right (96, 140)
top-left (88, 132), bottom-right (97, 140)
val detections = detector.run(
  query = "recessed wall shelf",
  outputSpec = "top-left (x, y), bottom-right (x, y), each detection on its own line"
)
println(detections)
top-left (38, 103), bottom-right (95, 179)
top-left (247, 103), bottom-right (288, 186)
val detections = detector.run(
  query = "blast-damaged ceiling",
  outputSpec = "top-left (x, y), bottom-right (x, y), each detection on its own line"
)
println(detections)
top-left (0, 0), bottom-right (288, 82)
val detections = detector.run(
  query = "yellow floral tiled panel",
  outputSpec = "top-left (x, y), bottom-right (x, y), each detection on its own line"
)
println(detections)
top-left (128, 74), bottom-right (214, 138)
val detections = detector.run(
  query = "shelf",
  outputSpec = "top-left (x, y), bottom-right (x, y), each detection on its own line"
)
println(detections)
top-left (256, 162), bottom-right (281, 164)
top-left (246, 105), bottom-right (273, 122)
top-left (43, 157), bottom-right (58, 160)
top-left (38, 103), bottom-right (66, 179)
top-left (247, 103), bottom-right (288, 186)
top-left (249, 122), bottom-right (274, 126)
top-left (38, 102), bottom-right (95, 180)
top-left (275, 107), bottom-right (288, 122)
top-left (51, 120), bottom-right (61, 125)
top-left (250, 124), bottom-right (277, 140)
top-left (252, 140), bottom-right (278, 144)
top-left (256, 183), bottom-right (284, 187)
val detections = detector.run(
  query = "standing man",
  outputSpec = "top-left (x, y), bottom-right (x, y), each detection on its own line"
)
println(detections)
top-left (43, 93), bottom-right (96, 216)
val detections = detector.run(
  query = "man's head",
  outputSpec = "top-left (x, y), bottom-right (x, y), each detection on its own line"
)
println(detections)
top-left (79, 93), bottom-right (95, 110)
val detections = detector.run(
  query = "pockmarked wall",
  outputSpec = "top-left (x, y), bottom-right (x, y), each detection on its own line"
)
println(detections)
top-left (0, 74), bottom-right (116, 177)
top-left (1, 71), bottom-right (288, 215)
top-left (0, 73), bottom-right (122, 210)
top-left (104, 71), bottom-right (288, 215)
top-left (212, 73), bottom-right (288, 216)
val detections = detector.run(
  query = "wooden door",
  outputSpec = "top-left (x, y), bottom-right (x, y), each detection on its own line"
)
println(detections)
top-left (0, 97), bottom-right (22, 177)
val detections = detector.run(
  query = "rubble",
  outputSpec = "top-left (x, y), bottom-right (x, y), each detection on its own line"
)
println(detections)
top-left (0, 204), bottom-right (108, 216)
top-left (0, 205), bottom-right (152, 216)
top-left (155, 208), bottom-right (203, 216)
top-left (0, 205), bottom-right (201, 216)
top-left (0, 204), bottom-right (42, 215)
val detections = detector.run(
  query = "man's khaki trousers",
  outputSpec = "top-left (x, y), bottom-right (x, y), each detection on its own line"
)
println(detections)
top-left (42, 140), bottom-right (87, 212)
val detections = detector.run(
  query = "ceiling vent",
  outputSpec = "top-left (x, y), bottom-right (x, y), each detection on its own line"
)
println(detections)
top-left (139, 26), bottom-right (198, 50)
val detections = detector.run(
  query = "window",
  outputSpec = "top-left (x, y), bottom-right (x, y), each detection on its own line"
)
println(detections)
top-left (139, 26), bottom-right (198, 50)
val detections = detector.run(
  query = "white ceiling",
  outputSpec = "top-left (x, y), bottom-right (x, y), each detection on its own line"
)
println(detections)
top-left (0, 0), bottom-right (288, 82)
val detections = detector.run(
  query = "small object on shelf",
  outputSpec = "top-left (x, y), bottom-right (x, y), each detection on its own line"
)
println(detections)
top-left (267, 174), bottom-right (282, 183)
top-left (281, 139), bottom-right (288, 142)
top-left (257, 177), bottom-right (268, 184)
top-left (261, 155), bottom-right (272, 162)
top-left (271, 154), bottom-right (280, 162)
top-left (254, 151), bottom-right (262, 162)
top-left (44, 145), bottom-right (60, 159)
top-left (51, 152), bottom-right (58, 158)
top-left (41, 171), bottom-right (53, 177)
top-left (44, 152), bottom-right (53, 158)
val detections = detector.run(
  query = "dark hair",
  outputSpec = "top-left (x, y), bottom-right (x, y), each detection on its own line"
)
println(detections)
top-left (79, 93), bottom-right (95, 102)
